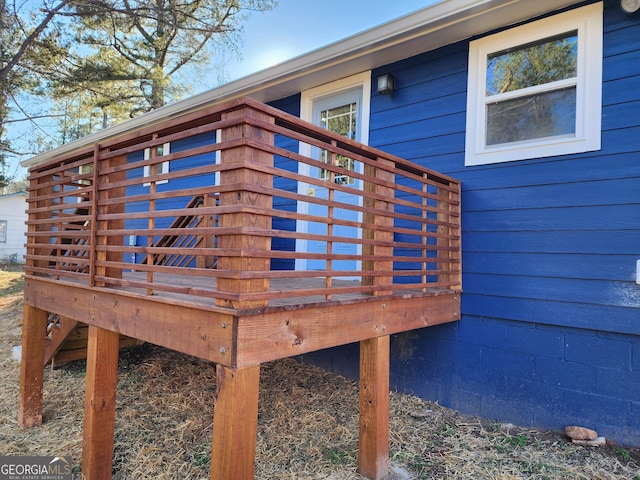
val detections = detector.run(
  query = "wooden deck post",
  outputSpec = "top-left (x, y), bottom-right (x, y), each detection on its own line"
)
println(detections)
top-left (436, 180), bottom-right (462, 291)
top-left (18, 304), bottom-right (48, 427)
top-left (216, 105), bottom-right (273, 310)
top-left (210, 364), bottom-right (260, 480)
top-left (362, 157), bottom-right (395, 294)
top-left (209, 104), bottom-right (271, 478)
top-left (360, 156), bottom-right (393, 478)
top-left (20, 167), bottom-right (54, 427)
top-left (359, 335), bottom-right (390, 480)
top-left (82, 325), bottom-right (120, 480)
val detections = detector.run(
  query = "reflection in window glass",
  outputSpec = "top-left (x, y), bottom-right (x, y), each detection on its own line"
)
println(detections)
top-left (487, 87), bottom-right (577, 145)
top-left (486, 32), bottom-right (577, 96)
top-left (485, 31), bottom-right (578, 147)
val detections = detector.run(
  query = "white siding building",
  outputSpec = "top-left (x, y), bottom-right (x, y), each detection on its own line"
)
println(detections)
top-left (0, 192), bottom-right (27, 263)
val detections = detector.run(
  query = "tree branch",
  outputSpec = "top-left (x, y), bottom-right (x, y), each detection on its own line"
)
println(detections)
top-left (0, 0), bottom-right (72, 81)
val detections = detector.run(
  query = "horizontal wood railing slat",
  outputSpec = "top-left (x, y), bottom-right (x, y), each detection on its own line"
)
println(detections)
top-left (25, 97), bottom-right (462, 305)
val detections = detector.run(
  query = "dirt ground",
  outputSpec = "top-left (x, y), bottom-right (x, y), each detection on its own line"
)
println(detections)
top-left (1, 269), bottom-right (638, 479)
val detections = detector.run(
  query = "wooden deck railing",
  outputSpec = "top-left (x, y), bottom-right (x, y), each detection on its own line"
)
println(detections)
top-left (25, 97), bottom-right (461, 310)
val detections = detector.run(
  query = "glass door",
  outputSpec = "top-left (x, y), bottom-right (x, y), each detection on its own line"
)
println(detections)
top-left (305, 87), bottom-right (363, 272)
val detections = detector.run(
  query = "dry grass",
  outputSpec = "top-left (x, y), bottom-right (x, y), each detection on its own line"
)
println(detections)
top-left (1, 269), bottom-right (638, 479)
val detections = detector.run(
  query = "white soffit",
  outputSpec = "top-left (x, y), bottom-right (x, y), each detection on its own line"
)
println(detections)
top-left (23, 0), bottom-right (582, 167)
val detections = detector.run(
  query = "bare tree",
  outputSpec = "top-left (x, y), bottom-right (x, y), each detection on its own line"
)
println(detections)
top-left (0, 0), bottom-right (74, 179)
top-left (56, 0), bottom-right (276, 111)
top-left (1, 0), bottom-right (276, 173)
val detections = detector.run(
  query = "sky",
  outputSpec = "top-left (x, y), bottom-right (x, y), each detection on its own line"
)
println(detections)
top-left (219, 0), bottom-right (439, 83)
top-left (8, 0), bottom-right (439, 179)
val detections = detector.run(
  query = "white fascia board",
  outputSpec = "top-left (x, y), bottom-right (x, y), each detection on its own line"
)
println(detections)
top-left (22, 0), bottom-right (578, 168)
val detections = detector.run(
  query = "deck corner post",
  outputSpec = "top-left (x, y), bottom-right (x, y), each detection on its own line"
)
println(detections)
top-left (216, 104), bottom-right (274, 310)
top-left (18, 304), bottom-right (48, 428)
top-left (82, 326), bottom-right (120, 480)
top-left (359, 335), bottom-right (390, 480)
top-left (210, 364), bottom-right (260, 480)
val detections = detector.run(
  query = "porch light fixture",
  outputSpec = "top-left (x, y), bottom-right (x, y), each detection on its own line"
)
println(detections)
top-left (621, 0), bottom-right (640, 12)
top-left (377, 73), bottom-right (396, 95)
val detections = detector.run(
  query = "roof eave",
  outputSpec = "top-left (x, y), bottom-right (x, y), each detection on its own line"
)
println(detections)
top-left (22, 0), bottom-right (580, 168)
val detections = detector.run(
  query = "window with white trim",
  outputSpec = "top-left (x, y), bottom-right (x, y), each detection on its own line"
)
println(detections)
top-left (0, 221), bottom-right (7, 243)
top-left (465, 2), bottom-right (602, 166)
top-left (143, 142), bottom-right (170, 186)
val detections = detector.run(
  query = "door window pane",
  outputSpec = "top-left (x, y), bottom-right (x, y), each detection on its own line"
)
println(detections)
top-left (319, 102), bottom-right (357, 184)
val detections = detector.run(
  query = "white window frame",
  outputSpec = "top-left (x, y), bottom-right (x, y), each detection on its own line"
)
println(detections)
top-left (143, 142), bottom-right (171, 186)
top-left (465, 2), bottom-right (602, 166)
top-left (0, 220), bottom-right (6, 243)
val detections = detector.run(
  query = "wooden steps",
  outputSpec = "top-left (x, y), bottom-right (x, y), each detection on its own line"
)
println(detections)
top-left (42, 196), bottom-right (205, 367)
top-left (44, 316), bottom-right (143, 367)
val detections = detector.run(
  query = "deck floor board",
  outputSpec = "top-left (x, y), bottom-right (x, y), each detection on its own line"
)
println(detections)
top-left (110, 272), bottom-right (450, 310)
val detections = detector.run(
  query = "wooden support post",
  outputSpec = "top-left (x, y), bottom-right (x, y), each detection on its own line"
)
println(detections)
top-left (210, 364), bottom-right (260, 480)
top-left (360, 157), bottom-right (393, 478)
top-left (82, 326), bottom-right (120, 480)
top-left (18, 304), bottom-right (48, 427)
top-left (359, 335), bottom-right (390, 480)
top-left (20, 168), bottom-right (54, 427)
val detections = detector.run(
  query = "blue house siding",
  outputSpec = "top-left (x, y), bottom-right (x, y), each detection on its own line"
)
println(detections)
top-left (302, 0), bottom-right (640, 445)
top-left (268, 95), bottom-right (301, 270)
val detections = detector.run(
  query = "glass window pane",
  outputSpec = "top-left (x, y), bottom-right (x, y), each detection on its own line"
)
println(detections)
top-left (486, 87), bottom-right (576, 146)
top-left (320, 102), bottom-right (357, 184)
top-left (487, 32), bottom-right (578, 96)
top-left (320, 103), bottom-right (357, 139)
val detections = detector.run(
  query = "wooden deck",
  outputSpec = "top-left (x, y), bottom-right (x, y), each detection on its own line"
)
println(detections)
top-left (95, 272), bottom-right (453, 308)
top-left (26, 274), bottom-right (459, 368)
top-left (18, 97), bottom-right (461, 479)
